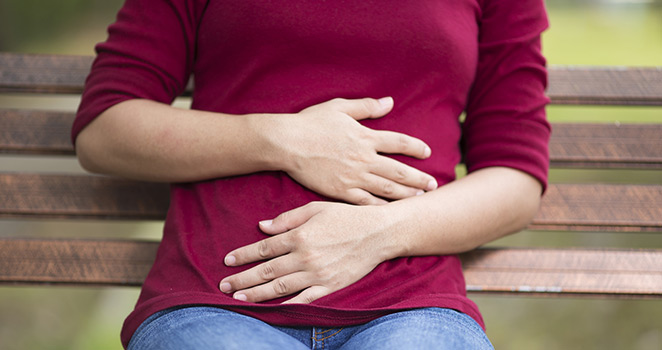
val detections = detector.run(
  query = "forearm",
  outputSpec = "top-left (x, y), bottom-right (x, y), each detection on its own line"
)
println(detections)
top-left (75, 97), bottom-right (437, 205)
top-left (218, 166), bottom-right (543, 303)
top-left (381, 166), bottom-right (542, 258)
top-left (75, 99), bottom-right (278, 182)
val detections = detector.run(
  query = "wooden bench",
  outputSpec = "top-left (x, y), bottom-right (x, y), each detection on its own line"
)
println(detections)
top-left (1, 52), bottom-right (661, 301)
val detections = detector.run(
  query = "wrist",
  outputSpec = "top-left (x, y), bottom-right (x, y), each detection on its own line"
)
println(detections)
top-left (244, 113), bottom-right (294, 172)
top-left (369, 202), bottom-right (412, 261)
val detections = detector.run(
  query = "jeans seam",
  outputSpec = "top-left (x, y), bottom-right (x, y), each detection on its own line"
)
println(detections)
top-left (312, 327), bottom-right (344, 350)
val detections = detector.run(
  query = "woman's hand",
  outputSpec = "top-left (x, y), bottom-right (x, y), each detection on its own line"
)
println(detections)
top-left (261, 97), bottom-right (437, 205)
top-left (219, 201), bottom-right (398, 304)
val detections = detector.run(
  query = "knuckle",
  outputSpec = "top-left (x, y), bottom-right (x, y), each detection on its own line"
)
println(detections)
top-left (300, 251), bottom-right (320, 269)
top-left (274, 279), bottom-right (290, 296)
top-left (357, 195), bottom-right (372, 206)
top-left (302, 293), bottom-right (317, 304)
top-left (398, 135), bottom-right (411, 150)
top-left (358, 98), bottom-right (375, 115)
top-left (314, 268), bottom-right (332, 282)
top-left (276, 210), bottom-right (290, 223)
top-left (257, 240), bottom-right (271, 258)
top-left (395, 168), bottom-right (408, 181)
top-left (290, 230), bottom-right (307, 245)
top-left (259, 263), bottom-right (275, 280)
top-left (381, 181), bottom-right (395, 195)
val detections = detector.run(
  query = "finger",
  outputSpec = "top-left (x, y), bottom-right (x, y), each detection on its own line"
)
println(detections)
top-left (360, 173), bottom-right (426, 200)
top-left (232, 271), bottom-right (312, 303)
top-left (316, 97), bottom-right (393, 121)
top-left (373, 130), bottom-right (432, 159)
top-left (282, 286), bottom-right (331, 305)
top-left (224, 234), bottom-right (291, 267)
top-left (371, 157), bottom-right (438, 192)
top-left (259, 202), bottom-right (325, 235)
top-left (343, 188), bottom-right (389, 206)
top-left (220, 255), bottom-right (299, 294)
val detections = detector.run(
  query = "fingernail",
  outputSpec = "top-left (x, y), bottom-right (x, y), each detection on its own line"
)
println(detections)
top-left (224, 254), bottom-right (236, 266)
top-left (416, 190), bottom-right (424, 196)
top-left (259, 219), bottom-right (273, 227)
top-left (234, 293), bottom-right (247, 301)
top-left (423, 146), bottom-right (431, 158)
top-left (377, 97), bottom-right (393, 109)
top-left (220, 282), bottom-right (232, 293)
top-left (426, 179), bottom-right (438, 191)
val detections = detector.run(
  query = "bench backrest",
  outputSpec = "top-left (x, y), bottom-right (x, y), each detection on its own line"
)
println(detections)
top-left (1, 52), bottom-right (661, 297)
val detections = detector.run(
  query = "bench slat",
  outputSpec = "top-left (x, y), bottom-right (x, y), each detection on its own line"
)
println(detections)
top-left (532, 184), bottom-right (662, 232)
top-left (550, 123), bottom-right (662, 168)
top-left (0, 109), bottom-right (73, 155)
top-left (547, 66), bottom-right (662, 106)
top-left (1, 174), bottom-right (660, 231)
top-left (0, 53), bottom-right (93, 94)
top-left (461, 248), bottom-right (662, 298)
top-left (0, 239), bottom-right (157, 286)
top-left (2, 238), bottom-right (660, 298)
top-left (0, 174), bottom-right (169, 220)
top-left (2, 53), bottom-right (661, 105)
top-left (3, 109), bottom-right (662, 169)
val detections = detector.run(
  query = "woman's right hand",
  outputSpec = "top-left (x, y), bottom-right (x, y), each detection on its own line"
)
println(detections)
top-left (261, 97), bottom-right (437, 205)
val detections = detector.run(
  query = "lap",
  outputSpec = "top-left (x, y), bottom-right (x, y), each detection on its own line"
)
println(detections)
top-left (128, 307), bottom-right (493, 350)
top-left (127, 307), bottom-right (309, 350)
top-left (337, 308), bottom-right (493, 350)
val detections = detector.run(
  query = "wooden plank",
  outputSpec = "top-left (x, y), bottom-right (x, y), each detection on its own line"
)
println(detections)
top-left (3, 109), bottom-right (662, 170)
top-left (547, 66), bottom-right (662, 106)
top-left (461, 248), bottom-right (662, 298)
top-left (0, 52), bottom-right (193, 95)
top-left (0, 53), bottom-right (93, 94)
top-left (0, 174), bottom-right (660, 231)
top-left (533, 184), bottom-right (662, 232)
top-left (0, 109), bottom-right (74, 155)
top-left (0, 238), bottom-right (157, 286)
top-left (0, 174), bottom-right (169, 220)
top-left (2, 238), bottom-right (660, 298)
top-left (2, 53), bottom-right (661, 105)
top-left (550, 123), bottom-right (662, 169)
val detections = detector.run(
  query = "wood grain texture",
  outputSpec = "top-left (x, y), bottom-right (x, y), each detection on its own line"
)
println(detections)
top-left (2, 238), bottom-right (660, 298)
top-left (0, 174), bottom-right (169, 220)
top-left (461, 248), bottom-right (662, 298)
top-left (533, 184), bottom-right (662, 232)
top-left (1, 174), bottom-right (660, 231)
top-left (2, 53), bottom-right (661, 105)
top-left (547, 66), bottom-right (662, 105)
top-left (0, 53), bottom-right (193, 95)
top-left (550, 123), bottom-right (662, 169)
top-left (3, 109), bottom-right (662, 170)
top-left (0, 109), bottom-right (74, 155)
top-left (0, 239), bottom-right (157, 286)
top-left (0, 53), bottom-right (93, 94)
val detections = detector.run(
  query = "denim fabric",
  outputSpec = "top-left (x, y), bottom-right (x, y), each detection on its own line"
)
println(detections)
top-left (128, 306), bottom-right (493, 350)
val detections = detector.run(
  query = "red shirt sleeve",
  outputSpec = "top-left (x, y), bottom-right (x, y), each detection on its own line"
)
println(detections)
top-left (462, 0), bottom-right (551, 192)
top-left (72, 0), bottom-right (208, 144)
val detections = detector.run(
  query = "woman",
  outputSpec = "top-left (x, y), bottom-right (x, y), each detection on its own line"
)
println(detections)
top-left (73, 0), bottom-right (550, 349)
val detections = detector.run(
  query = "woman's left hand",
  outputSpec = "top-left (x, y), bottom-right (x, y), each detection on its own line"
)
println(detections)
top-left (218, 202), bottom-right (399, 304)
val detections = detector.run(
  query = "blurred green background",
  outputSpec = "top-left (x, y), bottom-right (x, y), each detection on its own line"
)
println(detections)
top-left (0, 0), bottom-right (661, 349)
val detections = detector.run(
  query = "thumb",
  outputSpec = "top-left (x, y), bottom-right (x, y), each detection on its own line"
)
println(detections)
top-left (342, 97), bottom-right (394, 121)
top-left (306, 97), bottom-right (393, 121)
top-left (258, 202), bottom-right (324, 235)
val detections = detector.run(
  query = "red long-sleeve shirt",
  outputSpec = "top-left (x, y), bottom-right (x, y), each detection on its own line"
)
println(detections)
top-left (73, 0), bottom-right (550, 347)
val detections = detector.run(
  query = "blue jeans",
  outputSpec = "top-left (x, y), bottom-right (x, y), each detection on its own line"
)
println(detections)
top-left (128, 306), bottom-right (493, 350)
